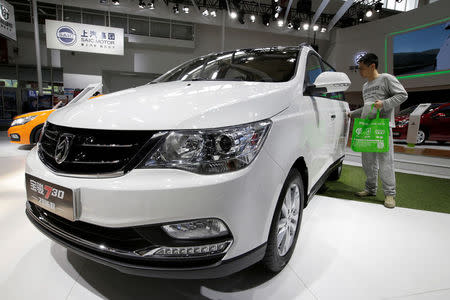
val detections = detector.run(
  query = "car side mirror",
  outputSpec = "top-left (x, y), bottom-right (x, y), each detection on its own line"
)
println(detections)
top-left (312, 71), bottom-right (351, 94)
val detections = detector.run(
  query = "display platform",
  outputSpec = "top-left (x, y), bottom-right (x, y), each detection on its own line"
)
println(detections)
top-left (320, 164), bottom-right (450, 214)
top-left (1, 133), bottom-right (450, 300)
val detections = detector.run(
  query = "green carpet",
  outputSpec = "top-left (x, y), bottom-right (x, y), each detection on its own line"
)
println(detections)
top-left (318, 165), bottom-right (450, 214)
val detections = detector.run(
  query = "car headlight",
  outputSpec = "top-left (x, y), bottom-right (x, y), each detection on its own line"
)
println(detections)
top-left (139, 120), bottom-right (272, 174)
top-left (11, 115), bottom-right (37, 127)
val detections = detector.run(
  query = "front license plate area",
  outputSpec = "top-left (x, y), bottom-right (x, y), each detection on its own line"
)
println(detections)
top-left (26, 174), bottom-right (76, 221)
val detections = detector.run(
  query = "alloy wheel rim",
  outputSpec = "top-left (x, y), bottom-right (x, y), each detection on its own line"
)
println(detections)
top-left (277, 183), bottom-right (300, 257)
top-left (417, 131), bottom-right (425, 144)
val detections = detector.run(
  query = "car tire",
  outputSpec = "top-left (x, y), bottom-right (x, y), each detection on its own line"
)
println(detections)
top-left (31, 125), bottom-right (43, 144)
top-left (416, 129), bottom-right (427, 145)
top-left (262, 168), bottom-right (304, 273)
top-left (328, 162), bottom-right (343, 181)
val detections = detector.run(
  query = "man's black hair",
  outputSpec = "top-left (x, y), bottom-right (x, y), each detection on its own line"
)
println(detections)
top-left (358, 53), bottom-right (378, 69)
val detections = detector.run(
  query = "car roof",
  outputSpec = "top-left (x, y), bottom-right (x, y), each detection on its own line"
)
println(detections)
top-left (204, 44), bottom-right (314, 58)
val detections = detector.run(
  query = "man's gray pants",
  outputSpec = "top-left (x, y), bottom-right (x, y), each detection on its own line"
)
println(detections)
top-left (361, 128), bottom-right (396, 196)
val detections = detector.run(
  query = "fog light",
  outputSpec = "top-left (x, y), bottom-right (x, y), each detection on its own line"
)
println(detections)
top-left (162, 218), bottom-right (229, 239)
top-left (10, 134), bottom-right (20, 141)
top-left (140, 240), bottom-right (232, 257)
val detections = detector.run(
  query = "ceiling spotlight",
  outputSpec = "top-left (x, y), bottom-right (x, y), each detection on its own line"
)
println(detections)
top-left (183, 6), bottom-right (189, 13)
top-left (366, 10), bottom-right (373, 18)
top-left (250, 14), bottom-right (256, 22)
top-left (273, 5), bottom-right (282, 19)
top-left (211, 10), bottom-right (217, 17)
top-left (148, 0), bottom-right (155, 9)
top-left (375, 2), bottom-right (383, 12)
top-left (277, 20), bottom-right (284, 27)
top-left (138, 0), bottom-right (145, 8)
top-left (287, 22), bottom-right (293, 29)
top-left (262, 13), bottom-right (271, 27)
top-left (274, 0), bottom-right (279, 2)
top-left (173, 4), bottom-right (179, 14)
top-left (230, 11), bottom-right (237, 19)
top-left (112, 0), bottom-right (120, 5)
top-left (238, 10), bottom-right (245, 24)
top-left (313, 24), bottom-right (319, 31)
top-left (202, 9), bottom-right (209, 16)
top-left (357, 11), bottom-right (364, 22)
top-left (321, 27), bottom-right (327, 33)
top-left (303, 23), bottom-right (309, 30)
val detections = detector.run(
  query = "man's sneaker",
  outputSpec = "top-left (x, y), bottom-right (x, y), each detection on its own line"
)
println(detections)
top-left (384, 196), bottom-right (396, 208)
top-left (355, 190), bottom-right (376, 197)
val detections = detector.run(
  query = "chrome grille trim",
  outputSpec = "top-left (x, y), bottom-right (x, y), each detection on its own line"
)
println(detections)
top-left (79, 144), bottom-right (136, 148)
top-left (38, 122), bottom-right (160, 177)
top-left (68, 160), bottom-right (121, 165)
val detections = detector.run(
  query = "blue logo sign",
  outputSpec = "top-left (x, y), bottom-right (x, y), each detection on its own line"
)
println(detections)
top-left (56, 26), bottom-right (77, 46)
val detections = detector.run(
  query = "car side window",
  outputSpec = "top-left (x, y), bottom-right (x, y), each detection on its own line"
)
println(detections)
top-left (322, 61), bottom-right (334, 72)
top-left (305, 54), bottom-right (323, 85)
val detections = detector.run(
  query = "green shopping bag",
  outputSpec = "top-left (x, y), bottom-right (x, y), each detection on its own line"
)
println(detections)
top-left (351, 105), bottom-right (390, 153)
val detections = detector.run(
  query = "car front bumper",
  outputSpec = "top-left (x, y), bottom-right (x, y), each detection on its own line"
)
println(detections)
top-left (25, 145), bottom-right (285, 277)
top-left (26, 201), bottom-right (266, 279)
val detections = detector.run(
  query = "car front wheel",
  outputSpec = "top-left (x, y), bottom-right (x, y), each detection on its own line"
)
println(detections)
top-left (31, 125), bottom-right (43, 144)
top-left (416, 129), bottom-right (427, 145)
top-left (262, 168), bottom-right (304, 273)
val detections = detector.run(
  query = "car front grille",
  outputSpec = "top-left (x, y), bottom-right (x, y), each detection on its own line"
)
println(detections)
top-left (38, 122), bottom-right (160, 176)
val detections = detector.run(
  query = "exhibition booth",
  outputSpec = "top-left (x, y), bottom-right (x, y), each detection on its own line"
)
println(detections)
top-left (0, 0), bottom-right (449, 299)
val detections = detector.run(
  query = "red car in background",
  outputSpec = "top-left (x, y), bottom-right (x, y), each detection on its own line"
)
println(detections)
top-left (393, 102), bottom-right (450, 145)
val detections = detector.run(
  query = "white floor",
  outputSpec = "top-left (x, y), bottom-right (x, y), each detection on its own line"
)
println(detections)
top-left (1, 136), bottom-right (450, 300)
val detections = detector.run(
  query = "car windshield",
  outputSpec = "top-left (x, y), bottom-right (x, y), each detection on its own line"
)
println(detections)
top-left (397, 104), bottom-right (441, 116)
top-left (152, 48), bottom-right (299, 83)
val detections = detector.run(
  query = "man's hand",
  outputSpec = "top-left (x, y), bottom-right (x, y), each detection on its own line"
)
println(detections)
top-left (374, 100), bottom-right (383, 110)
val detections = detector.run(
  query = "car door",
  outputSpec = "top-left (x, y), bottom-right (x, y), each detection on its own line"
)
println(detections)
top-left (429, 105), bottom-right (450, 141)
top-left (321, 60), bottom-right (350, 162)
top-left (303, 53), bottom-right (335, 186)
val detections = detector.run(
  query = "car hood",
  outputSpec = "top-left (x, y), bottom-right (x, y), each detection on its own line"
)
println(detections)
top-left (48, 81), bottom-right (293, 130)
top-left (14, 109), bottom-right (54, 119)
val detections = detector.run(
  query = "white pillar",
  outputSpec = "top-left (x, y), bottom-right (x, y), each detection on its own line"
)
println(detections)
top-left (51, 50), bottom-right (61, 68)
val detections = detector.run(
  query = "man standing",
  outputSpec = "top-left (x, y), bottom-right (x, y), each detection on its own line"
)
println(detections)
top-left (348, 53), bottom-right (408, 208)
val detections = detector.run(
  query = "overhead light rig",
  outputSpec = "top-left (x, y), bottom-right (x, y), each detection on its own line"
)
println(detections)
top-left (341, 0), bottom-right (400, 26)
top-left (161, 0), bottom-right (334, 30)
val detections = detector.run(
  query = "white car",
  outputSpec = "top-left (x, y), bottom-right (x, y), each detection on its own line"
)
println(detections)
top-left (25, 44), bottom-right (351, 279)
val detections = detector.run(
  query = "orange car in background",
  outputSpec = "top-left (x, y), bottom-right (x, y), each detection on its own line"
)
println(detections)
top-left (7, 93), bottom-right (103, 145)
top-left (7, 109), bottom-right (55, 145)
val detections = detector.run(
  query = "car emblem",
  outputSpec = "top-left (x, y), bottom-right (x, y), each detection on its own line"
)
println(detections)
top-left (55, 133), bottom-right (75, 164)
top-left (0, 5), bottom-right (9, 21)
